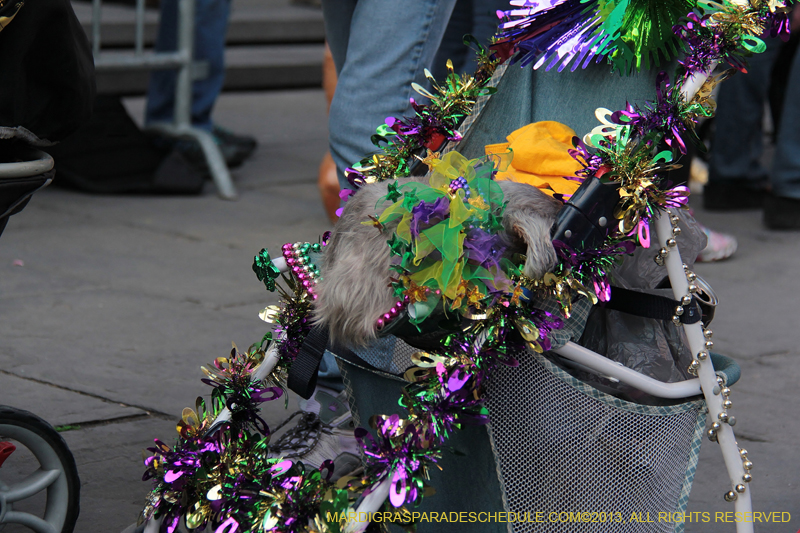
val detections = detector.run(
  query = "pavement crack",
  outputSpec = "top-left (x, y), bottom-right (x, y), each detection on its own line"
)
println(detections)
top-left (756, 350), bottom-right (793, 358)
top-left (55, 413), bottom-right (153, 432)
top-left (215, 298), bottom-right (275, 311)
top-left (734, 433), bottom-right (771, 443)
top-left (122, 221), bottom-right (204, 243)
top-left (0, 369), bottom-right (173, 419)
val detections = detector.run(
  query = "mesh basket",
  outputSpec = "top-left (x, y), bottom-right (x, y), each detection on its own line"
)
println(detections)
top-left (485, 350), bottom-right (706, 533)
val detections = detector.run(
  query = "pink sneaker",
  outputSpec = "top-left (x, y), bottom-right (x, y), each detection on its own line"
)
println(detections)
top-left (697, 227), bottom-right (738, 262)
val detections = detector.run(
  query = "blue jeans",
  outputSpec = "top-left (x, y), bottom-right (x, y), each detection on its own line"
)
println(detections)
top-left (321, 0), bottom-right (457, 189)
top-left (771, 46), bottom-right (800, 200)
top-left (708, 39), bottom-right (781, 188)
top-left (709, 37), bottom-right (800, 199)
top-left (432, 0), bottom-right (508, 80)
top-left (317, 0), bottom-right (457, 391)
top-left (145, 0), bottom-right (230, 131)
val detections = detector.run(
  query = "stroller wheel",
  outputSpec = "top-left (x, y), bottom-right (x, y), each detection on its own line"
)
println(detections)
top-left (0, 406), bottom-right (80, 533)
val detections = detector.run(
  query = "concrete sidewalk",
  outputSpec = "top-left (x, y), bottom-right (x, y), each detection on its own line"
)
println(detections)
top-left (0, 88), bottom-right (798, 532)
top-left (0, 89), bottom-right (331, 531)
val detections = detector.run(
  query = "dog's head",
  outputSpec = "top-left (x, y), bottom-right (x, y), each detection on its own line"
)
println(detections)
top-left (313, 177), bottom-right (563, 348)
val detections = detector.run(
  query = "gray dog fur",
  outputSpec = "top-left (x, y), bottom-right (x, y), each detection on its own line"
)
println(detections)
top-left (313, 178), bottom-right (563, 347)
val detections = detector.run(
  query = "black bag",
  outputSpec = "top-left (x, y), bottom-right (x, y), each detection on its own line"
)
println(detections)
top-left (0, 0), bottom-right (96, 144)
top-left (46, 95), bottom-right (206, 195)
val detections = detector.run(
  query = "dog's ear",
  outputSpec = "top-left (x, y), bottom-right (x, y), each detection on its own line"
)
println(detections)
top-left (313, 182), bottom-right (400, 348)
top-left (498, 181), bottom-right (562, 279)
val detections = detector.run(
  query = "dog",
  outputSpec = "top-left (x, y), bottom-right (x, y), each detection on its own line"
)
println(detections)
top-left (314, 176), bottom-right (563, 348)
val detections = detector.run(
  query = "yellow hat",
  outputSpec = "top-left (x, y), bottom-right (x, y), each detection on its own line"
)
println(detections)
top-left (485, 121), bottom-right (583, 197)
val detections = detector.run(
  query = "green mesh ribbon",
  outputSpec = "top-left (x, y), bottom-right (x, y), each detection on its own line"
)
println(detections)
top-left (377, 151), bottom-right (508, 325)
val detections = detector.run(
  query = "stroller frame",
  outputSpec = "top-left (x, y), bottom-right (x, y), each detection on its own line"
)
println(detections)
top-left (0, 150), bottom-right (82, 533)
top-left (140, 210), bottom-right (753, 533)
top-left (139, 64), bottom-right (754, 533)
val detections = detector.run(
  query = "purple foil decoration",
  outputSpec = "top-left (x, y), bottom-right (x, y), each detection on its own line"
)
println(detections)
top-left (335, 189), bottom-right (356, 218)
top-left (636, 219), bottom-right (651, 249)
top-left (568, 136), bottom-right (602, 180)
top-left (345, 167), bottom-right (368, 189)
top-left (386, 98), bottom-right (462, 150)
top-left (215, 517), bottom-right (239, 533)
top-left (527, 308), bottom-right (563, 352)
top-left (593, 277), bottom-right (612, 302)
top-left (464, 228), bottom-right (506, 271)
top-left (494, 0), bottom-right (614, 72)
top-left (554, 239), bottom-right (636, 302)
top-left (611, 71), bottom-right (692, 154)
top-left (427, 363), bottom-right (490, 431)
top-left (409, 197), bottom-right (450, 238)
top-left (355, 417), bottom-right (429, 507)
top-left (674, 12), bottom-right (748, 74)
top-left (769, 11), bottom-right (791, 41)
top-left (663, 184), bottom-right (691, 209)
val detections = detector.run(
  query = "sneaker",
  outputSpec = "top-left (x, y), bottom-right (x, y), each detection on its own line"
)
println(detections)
top-left (149, 126), bottom-right (256, 171)
top-left (697, 227), bottom-right (738, 262)
top-left (269, 386), bottom-right (361, 481)
top-left (763, 192), bottom-right (800, 230)
top-left (211, 125), bottom-right (257, 164)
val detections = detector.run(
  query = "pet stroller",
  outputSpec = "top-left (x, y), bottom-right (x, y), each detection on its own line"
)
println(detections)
top-left (0, 148), bottom-right (82, 533)
top-left (0, 0), bottom-right (94, 530)
top-left (135, 2), bottom-right (773, 531)
top-left (317, 62), bottom-right (751, 533)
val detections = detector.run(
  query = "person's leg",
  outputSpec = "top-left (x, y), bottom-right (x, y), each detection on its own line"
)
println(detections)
top-left (320, 0), bottom-right (356, 76)
top-left (764, 44), bottom-right (800, 228)
top-left (705, 38), bottom-right (781, 209)
top-left (190, 0), bottom-right (230, 130)
top-left (432, 0), bottom-right (507, 80)
top-left (144, 0), bottom-right (179, 126)
top-left (325, 0), bottom-right (458, 188)
top-left (432, 0), bottom-right (472, 79)
top-left (145, 0), bottom-right (230, 131)
top-left (770, 49), bottom-right (800, 201)
top-left (318, 42), bottom-right (341, 222)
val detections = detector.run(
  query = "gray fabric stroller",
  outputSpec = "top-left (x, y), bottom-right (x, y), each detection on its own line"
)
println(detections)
top-left (327, 62), bottom-right (752, 533)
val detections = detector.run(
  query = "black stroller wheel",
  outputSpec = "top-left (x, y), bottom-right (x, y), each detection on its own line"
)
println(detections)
top-left (0, 406), bottom-right (80, 533)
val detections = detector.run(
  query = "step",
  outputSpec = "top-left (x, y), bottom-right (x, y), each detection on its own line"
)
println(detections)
top-left (94, 44), bottom-right (324, 94)
top-left (72, 0), bottom-right (324, 47)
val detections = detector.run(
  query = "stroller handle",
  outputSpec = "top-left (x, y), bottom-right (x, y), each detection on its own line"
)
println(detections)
top-left (655, 212), bottom-right (753, 531)
top-left (0, 149), bottom-right (54, 179)
top-left (554, 342), bottom-right (702, 398)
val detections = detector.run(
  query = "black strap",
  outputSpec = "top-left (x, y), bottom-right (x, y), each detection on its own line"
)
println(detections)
top-left (329, 343), bottom-right (407, 382)
top-left (604, 286), bottom-right (702, 324)
top-left (287, 327), bottom-right (329, 399)
top-left (287, 328), bottom-right (406, 398)
top-left (287, 286), bottom-right (700, 398)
